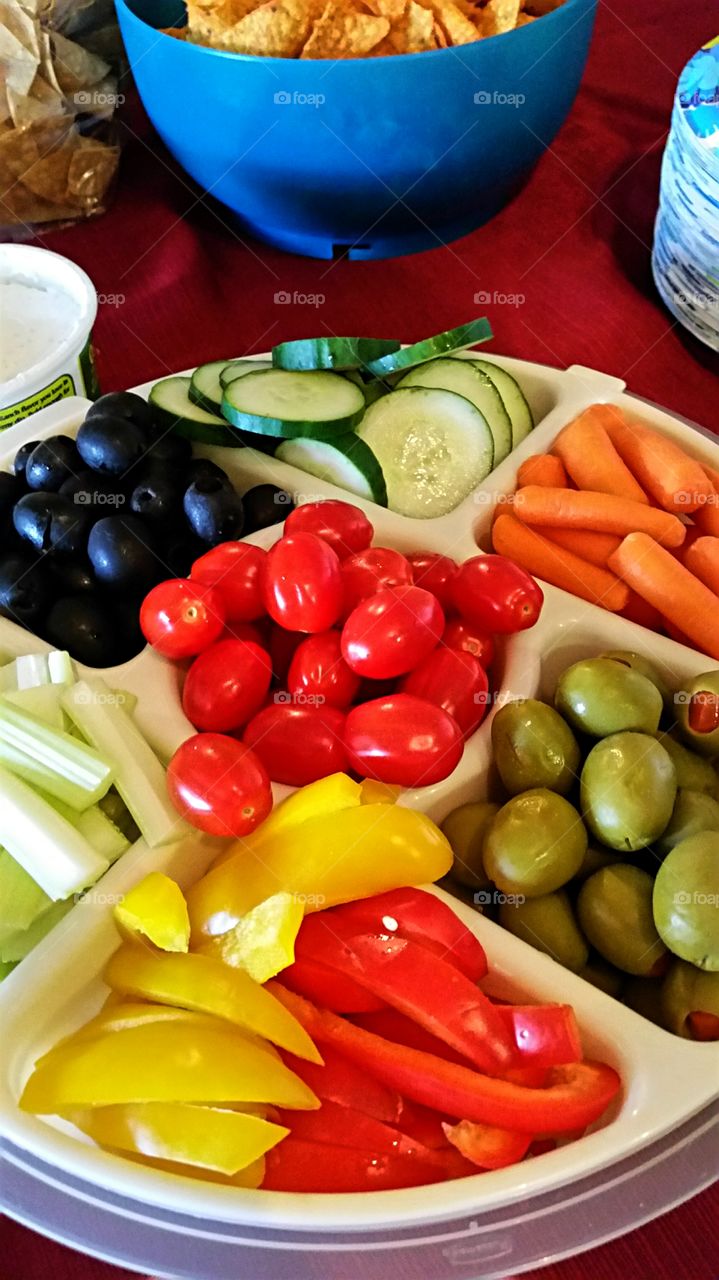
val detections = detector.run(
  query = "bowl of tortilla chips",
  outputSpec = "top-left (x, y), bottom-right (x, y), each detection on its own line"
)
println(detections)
top-left (116, 0), bottom-right (597, 258)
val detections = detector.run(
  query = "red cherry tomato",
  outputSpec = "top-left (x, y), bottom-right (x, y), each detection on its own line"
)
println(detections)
top-left (344, 694), bottom-right (463, 787)
top-left (216, 621), bottom-right (266, 647)
top-left (167, 734), bottom-right (272, 837)
top-left (399, 647), bottom-right (489, 736)
top-left (341, 547), bottom-right (413, 618)
top-left (190, 543), bottom-right (266, 623)
top-left (442, 618), bottom-right (495, 669)
top-left (288, 630), bottom-right (360, 709)
top-left (451, 555), bottom-right (543, 634)
top-left (140, 579), bottom-right (225, 659)
top-left (407, 552), bottom-right (459, 611)
top-left (263, 533), bottom-right (342, 634)
top-left (341, 586), bottom-right (444, 680)
top-left (284, 501), bottom-right (374, 561)
top-left (182, 638), bottom-right (272, 733)
top-left (243, 703), bottom-right (347, 786)
top-left (267, 624), bottom-right (306, 684)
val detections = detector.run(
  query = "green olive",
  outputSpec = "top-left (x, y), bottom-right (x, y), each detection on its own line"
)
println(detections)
top-left (577, 864), bottom-right (667, 976)
top-left (491, 698), bottom-right (580, 796)
top-left (656, 733), bottom-right (718, 795)
top-left (653, 832), bottom-right (719, 970)
top-left (578, 956), bottom-right (624, 996)
top-left (574, 845), bottom-right (623, 882)
top-left (484, 789), bottom-right (587, 897)
top-left (555, 658), bottom-right (663, 738)
top-left (661, 959), bottom-right (719, 1039)
top-left (441, 802), bottom-right (498, 891)
top-left (499, 891), bottom-right (589, 972)
top-left (601, 651), bottom-right (672, 708)
top-left (674, 671), bottom-right (719, 757)
top-left (656, 788), bottom-right (719, 855)
top-left (580, 732), bottom-right (677, 852)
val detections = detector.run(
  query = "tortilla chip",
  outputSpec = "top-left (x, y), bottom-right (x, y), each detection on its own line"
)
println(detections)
top-left (368, 34), bottom-right (396, 53)
top-left (301, 2), bottom-right (389, 58)
top-left (207, 0), bottom-right (317, 55)
top-left (363, 0), bottom-right (406, 22)
top-left (0, 0), bottom-right (40, 59)
top-left (432, 17), bottom-right (446, 45)
top-left (419, 0), bottom-right (478, 44)
top-left (50, 30), bottom-right (110, 93)
top-left (67, 136), bottom-right (118, 204)
top-left (186, 0), bottom-right (258, 43)
top-left (388, 0), bottom-right (433, 51)
top-left (0, 24), bottom-right (39, 96)
top-left (478, 0), bottom-right (521, 35)
top-left (516, 11), bottom-right (535, 22)
top-left (523, 0), bottom-right (564, 12)
top-left (160, 26), bottom-right (188, 39)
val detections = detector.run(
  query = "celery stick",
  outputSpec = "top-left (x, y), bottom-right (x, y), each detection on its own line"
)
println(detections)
top-left (47, 796), bottom-right (131, 865)
top-left (3, 685), bottom-right (65, 729)
top-left (15, 654), bottom-right (49, 689)
top-left (48, 651), bottom-right (75, 684)
top-left (0, 898), bottom-right (74, 962)
top-left (0, 662), bottom-right (17, 693)
top-left (62, 680), bottom-right (181, 848)
top-left (0, 764), bottom-right (109, 900)
top-left (113, 689), bottom-right (137, 718)
top-left (0, 847), bottom-right (52, 944)
top-left (0, 695), bottom-right (113, 811)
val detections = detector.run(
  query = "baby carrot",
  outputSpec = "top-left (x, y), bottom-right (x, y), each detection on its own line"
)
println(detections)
top-left (694, 468), bottom-right (719, 537)
top-left (684, 538), bottom-right (719, 596)
top-left (608, 533), bottom-right (719, 660)
top-left (517, 454), bottom-right (568, 489)
top-left (541, 527), bottom-right (622, 568)
top-left (552, 410), bottom-right (648, 503)
top-left (492, 513), bottom-right (630, 613)
top-left (513, 487), bottom-right (686, 548)
top-left (620, 590), bottom-right (664, 632)
top-left (603, 415), bottom-right (714, 515)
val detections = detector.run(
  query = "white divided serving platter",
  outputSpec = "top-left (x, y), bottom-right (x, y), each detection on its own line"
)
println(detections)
top-left (0, 356), bottom-right (717, 1279)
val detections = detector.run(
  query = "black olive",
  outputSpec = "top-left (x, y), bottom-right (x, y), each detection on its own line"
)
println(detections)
top-left (184, 457), bottom-right (232, 489)
top-left (13, 440), bottom-right (40, 481)
top-left (85, 391), bottom-right (157, 436)
top-left (25, 436), bottom-right (82, 492)
top-left (58, 469), bottom-right (127, 516)
top-left (13, 492), bottom-right (90, 557)
top-left (160, 531), bottom-right (206, 578)
top-left (49, 559), bottom-right (96, 596)
top-left (0, 471), bottom-right (22, 521)
top-left (0, 551), bottom-right (53, 628)
top-left (130, 473), bottom-right (184, 525)
top-left (141, 432), bottom-right (193, 469)
top-left (76, 414), bottom-right (149, 477)
top-left (183, 476), bottom-right (244, 545)
top-left (45, 595), bottom-right (121, 668)
top-left (87, 515), bottom-right (160, 592)
top-left (242, 483), bottom-right (294, 533)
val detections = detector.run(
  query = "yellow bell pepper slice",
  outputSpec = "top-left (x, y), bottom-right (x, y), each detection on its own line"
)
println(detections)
top-left (210, 774), bottom-right (362, 869)
top-left (197, 891), bottom-right (304, 984)
top-left (104, 947), bottom-right (322, 1063)
top-left (360, 780), bottom-right (402, 805)
top-left (187, 803), bottom-right (453, 943)
top-left (20, 1021), bottom-right (319, 1114)
top-left (114, 872), bottom-right (190, 952)
top-left (70, 1001), bottom-right (223, 1042)
top-left (67, 1102), bottom-right (288, 1175)
top-left (126, 1153), bottom-right (266, 1187)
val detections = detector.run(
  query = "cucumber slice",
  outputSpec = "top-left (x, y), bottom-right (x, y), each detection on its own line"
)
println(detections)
top-left (272, 337), bottom-right (400, 372)
top-left (220, 359), bottom-right (273, 389)
top-left (463, 358), bottom-right (534, 448)
top-left (149, 376), bottom-right (245, 448)
top-left (365, 319), bottom-right (493, 378)
top-left (221, 370), bottom-right (366, 440)
top-left (189, 360), bottom-right (237, 414)
top-left (396, 358), bottom-right (512, 466)
top-left (276, 435), bottom-right (387, 506)
top-left (356, 388), bottom-right (494, 519)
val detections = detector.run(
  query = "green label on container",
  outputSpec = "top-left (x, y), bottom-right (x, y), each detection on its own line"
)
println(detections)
top-left (0, 373), bottom-right (76, 431)
top-left (79, 338), bottom-right (100, 401)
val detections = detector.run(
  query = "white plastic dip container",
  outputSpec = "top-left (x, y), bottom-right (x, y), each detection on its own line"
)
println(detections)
top-left (0, 245), bottom-right (98, 431)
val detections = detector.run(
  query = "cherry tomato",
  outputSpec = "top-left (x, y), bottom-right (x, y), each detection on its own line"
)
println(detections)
top-left (182, 638), bottom-right (272, 732)
top-left (190, 542), bottom-right (266, 623)
top-left (442, 618), bottom-right (495, 669)
top-left (140, 579), bottom-right (225, 659)
top-left (407, 552), bottom-right (459, 611)
top-left (344, 694), bottom-right (463, 787)
top-left (342, 585), bottom-right (444, 680)
top-left (268, 623), bottom-right (306, 684)
top-left (243, 703), bottom-right (347, 786)
top-left (399, 647), bottom-right (489, 736)
top-left (288, 630), bottom-right (360, 709)
top-left (451, 555), bottom-right (543, 634)
top-left (284, 501), bottom-right (374, 561)
top-left (341, 547), bottom-right (413, 618)
top-left (167, 734), bottom-right (272, 837)
top-left (217, 621), bottom-right (266, 647)
top-left (263, 533), bottom-right (342, 633)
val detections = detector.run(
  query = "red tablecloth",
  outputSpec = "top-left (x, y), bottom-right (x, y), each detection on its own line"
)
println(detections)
top-left (3, 0), bottom-right (718, 1275)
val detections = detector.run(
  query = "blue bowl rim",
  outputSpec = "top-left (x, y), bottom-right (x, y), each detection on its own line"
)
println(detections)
top-left (116, 0), bottom-right (597, 68)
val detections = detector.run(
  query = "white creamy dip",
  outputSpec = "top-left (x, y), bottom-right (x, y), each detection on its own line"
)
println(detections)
top-left (0, 277), bottom-right (83, 383)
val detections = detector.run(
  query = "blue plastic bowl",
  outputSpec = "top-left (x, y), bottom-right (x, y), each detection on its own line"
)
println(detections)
top-left (116, 0), bottom-right (597, 259)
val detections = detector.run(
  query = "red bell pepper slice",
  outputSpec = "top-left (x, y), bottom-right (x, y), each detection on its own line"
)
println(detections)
top-left (262, 1138), bottom-right (449, 1192)
top-left (495, 1004), bottom-right (582, 1068)
top-left (398, 1100), bottom-right (455, 1151)
top-left (281, 957), bottom-right (385, 1013)
top-left (326, 888), bottom-right (487, 982)
top-left (353, 1009), bottom-right (469, 1065)
top-left (295, 920), bottom-right (515, 1075)
top-left (280, 1045), bottom-right (402, 1125)
top-left (270, 984), bottom-right (622, 1135)
top-left (442, 1119), bottom-right (532, 1170)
